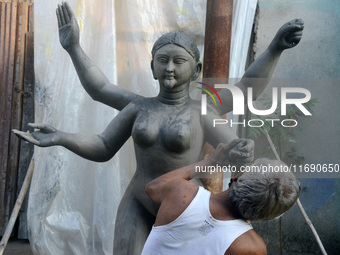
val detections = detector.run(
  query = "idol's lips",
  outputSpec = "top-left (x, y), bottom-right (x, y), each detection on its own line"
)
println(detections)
top-left (165, 75), bottom-right (175, 79)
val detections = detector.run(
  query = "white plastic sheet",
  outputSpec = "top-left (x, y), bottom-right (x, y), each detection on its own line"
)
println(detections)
top-left (226, 0), bottom-right (258, 139)
top-left (230, 0), bottom-right (258, 79)
top-left (31, 1), bottom-right (120, 254)
top-left (226, 0), bottom-right (258, 185)
top-left (30, 0), bottom-right (256, 254)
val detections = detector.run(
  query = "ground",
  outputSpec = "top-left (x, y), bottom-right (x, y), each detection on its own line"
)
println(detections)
top-left (3, 239), bottom-right (32, 255)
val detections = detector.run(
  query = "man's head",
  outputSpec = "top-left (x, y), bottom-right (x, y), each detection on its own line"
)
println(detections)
top-left (228, 158), bottom-right (300, 221)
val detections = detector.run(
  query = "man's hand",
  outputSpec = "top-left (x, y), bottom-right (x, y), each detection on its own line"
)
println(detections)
top-left (207, 139), bottom-right (254, 166)
top-left (270, 19), bottom-right (304, 51)
top-left (208, 143), bottom-right (229, 165)
top-left (226, 139), bottom-right (254, 164)
top-left (56, 1), bottom-right (80, 52)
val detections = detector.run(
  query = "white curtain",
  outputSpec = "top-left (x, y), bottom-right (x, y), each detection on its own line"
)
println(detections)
top-left (30, 0), bottom-right (256, 254)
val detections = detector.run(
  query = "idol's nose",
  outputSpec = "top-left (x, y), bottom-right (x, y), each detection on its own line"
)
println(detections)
top-left (165, 61), bottom-right (175, 73)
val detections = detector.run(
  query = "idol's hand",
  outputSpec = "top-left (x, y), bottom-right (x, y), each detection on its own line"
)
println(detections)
top-left (56, 1), bottom-right (80, 52)
top-left (271, 19), bottom-right (304, 51)
top-left (13, 123), bottom-right (60, 147)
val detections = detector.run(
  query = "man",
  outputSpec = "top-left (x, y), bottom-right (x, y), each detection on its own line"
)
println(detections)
top-left (142, 139), bottom-right (300, 255)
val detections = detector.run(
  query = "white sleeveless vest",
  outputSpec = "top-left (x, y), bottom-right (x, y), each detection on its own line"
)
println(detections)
top-left (142, 187), bottom-right (253, 255)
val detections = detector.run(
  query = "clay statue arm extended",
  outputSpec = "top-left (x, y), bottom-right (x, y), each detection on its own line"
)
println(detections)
top-left (56, 2), bottom-right (141, 110)
top-left (13, 102), bottom-right (138, 162)
top-left (214, 19), bottom-right (304, 115)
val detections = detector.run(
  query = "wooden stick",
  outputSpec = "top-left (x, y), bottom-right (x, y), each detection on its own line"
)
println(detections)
top-left (296, 199), bottom-right (328, 255)
top-left (263, 129), bottom-right (327, 255)
top-left (263, 131), bottom-right (280, 161)
top-left (0, 159), bottom-right (34, 255)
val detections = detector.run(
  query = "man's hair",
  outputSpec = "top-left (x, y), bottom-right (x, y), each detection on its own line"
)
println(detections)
top-left (151, 31), bottom-right (200, 62)
top-left (228, 158), bottom-right (300, 221)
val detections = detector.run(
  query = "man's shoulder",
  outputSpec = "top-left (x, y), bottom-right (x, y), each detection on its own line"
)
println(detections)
top-left (225, 229), bottom-right (267, 255)
top-left (165, 179), bottom-right (199, 200)
top-left (154, 180), bottom-right (199, 226)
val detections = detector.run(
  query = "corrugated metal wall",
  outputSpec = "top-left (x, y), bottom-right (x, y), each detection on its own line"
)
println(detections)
top-left (0, 0), bottom-right (33, 3)
top-left (0, 1), bottom-right (34, 238)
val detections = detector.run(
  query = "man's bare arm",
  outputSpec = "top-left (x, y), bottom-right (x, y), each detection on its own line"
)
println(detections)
top-left (225, 229), bottom-right (267, 255)
top-left (145, 143), bottom-right (230, 204)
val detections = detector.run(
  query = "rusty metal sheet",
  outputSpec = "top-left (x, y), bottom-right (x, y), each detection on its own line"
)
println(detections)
top-left (0, 0), bottom-right (33, 3)
top-left (0, 2), bottom-right (18, 233)
top-left (18, 28), bottom-right (34, 239)
top-left (0, 2), bottom-right (32, 236)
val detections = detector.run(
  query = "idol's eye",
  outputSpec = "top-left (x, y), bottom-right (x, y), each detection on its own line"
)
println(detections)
top-left (174, 58), bottom-right (187, 64)
top-left (157, 57), bottom-right (168, 63)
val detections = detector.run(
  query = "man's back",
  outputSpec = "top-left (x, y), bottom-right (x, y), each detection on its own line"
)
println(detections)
top-left (142, 180), bottom-right (266, 254)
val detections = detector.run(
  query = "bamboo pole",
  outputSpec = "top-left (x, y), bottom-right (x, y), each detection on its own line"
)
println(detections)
top-left (263, 129), bottom-right (327, 255)
top-left (296, 199), bottom-right (327, 255)
top-left (0, 159), bottom-right (34, 255)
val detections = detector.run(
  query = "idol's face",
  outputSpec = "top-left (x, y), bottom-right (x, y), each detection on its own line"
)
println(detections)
top-left (152, 44), bottom-right (200, 89)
